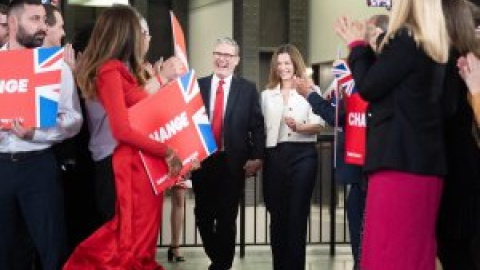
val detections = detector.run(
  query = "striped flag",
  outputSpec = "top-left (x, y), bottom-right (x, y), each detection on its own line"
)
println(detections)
top-left (170, 11), bottom-right (189, 74)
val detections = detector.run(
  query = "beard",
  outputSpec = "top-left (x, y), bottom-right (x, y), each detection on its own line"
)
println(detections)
top-left (16, 24), bottom-right (46, 48)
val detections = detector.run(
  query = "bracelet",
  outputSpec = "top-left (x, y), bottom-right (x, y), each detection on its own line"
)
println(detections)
top-left (348, 40), bottom-right (368, 49)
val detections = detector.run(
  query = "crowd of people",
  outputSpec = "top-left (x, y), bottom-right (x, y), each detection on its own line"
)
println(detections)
top-left (0, 0), bottom-right (479, 270)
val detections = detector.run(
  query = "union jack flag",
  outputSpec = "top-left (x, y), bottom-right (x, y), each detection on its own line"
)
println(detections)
top-left (34, 47), bottom-right (63, 127)
top-left (0, 47), bottom-right (63, 128)
top-left (178, 70), bottom-right (217, 155)
top-left (178, 69), bottom-right (200, 103)
top-left (170, 11), bottom-right (189, 75)
top-left (130, 69), bottom-right (216, 194)
top-left (332, 60), bottom-right (357, 97)
top-left (192, 106), bottom-right (217, 156)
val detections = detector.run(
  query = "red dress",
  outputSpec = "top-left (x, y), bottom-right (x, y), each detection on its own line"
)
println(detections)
top-left (64, 60), bottom-right (168, 270)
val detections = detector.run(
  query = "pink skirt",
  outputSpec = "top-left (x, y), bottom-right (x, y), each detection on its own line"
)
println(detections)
top-left (360, 170), bottom-right (443, 270)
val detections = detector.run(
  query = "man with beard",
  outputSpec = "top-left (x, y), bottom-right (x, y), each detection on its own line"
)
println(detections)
top-left (0, 0), bottom-right (82, 269)
top-left (0, 5), bottom-right (7, 48)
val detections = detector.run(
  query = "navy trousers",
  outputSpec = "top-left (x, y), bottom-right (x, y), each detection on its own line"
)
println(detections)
top-left (346, 182), bottom-right (366, 269)
top-left (263, 143), bottom-right (317, 270)
top-left (0, 150), bottom-right (66, 270)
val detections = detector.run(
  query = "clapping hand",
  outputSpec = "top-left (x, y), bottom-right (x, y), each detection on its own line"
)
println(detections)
top-left (458, 52), bottom-right (480, 95)
top-left (64, 43), bottom-right (76, 71)
top-left (294, 76), bottom-right (315, 98)
top-left (334, 16), bottom-right (367, 45)
top-left (156, 56), bottom-right (186, 84)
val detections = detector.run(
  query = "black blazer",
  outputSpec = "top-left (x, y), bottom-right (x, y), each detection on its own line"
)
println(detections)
top-left (348, 28), bottom-right (447, 176)
top-left (198, 75), bottom-right (265, 170)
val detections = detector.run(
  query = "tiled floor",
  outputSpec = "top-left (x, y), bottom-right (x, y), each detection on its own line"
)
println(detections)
top-left (157, 245), bottom-right (355, 270)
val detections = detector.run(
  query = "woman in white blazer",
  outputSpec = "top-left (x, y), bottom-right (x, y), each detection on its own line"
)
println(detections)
top-left (261, 44), bottom-right (324, 270)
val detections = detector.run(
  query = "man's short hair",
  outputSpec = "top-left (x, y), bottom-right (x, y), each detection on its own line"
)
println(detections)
top-left (0, 4), bottom-right (8, 15)
top-left (8, 0), bottom-right (43, 16)
top-left (44, 3), bottom-right (60, 27)
top-left (215, 37), bottom-right (240, 55)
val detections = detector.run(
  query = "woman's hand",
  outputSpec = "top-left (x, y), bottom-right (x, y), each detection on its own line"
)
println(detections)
top-left (284, 116), bottom-right (300, 132)
top-left (458, 53), bottom-right (480, 95)
top-left (334, 16), bottom-right (367, 45)
top-left (155, 56), bottom-right (185, 84)
top-left (166, 148), bottom-right (182, 177)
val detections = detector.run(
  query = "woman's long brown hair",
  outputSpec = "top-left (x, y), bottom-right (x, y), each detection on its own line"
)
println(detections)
top-left (443, 0), bottom-right (480, 57)
top-left (75, 5), bottom-right (146, 100)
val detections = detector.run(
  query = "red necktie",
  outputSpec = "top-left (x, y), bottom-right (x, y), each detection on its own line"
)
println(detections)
top-left (212, 79), bottom-right (225, 148)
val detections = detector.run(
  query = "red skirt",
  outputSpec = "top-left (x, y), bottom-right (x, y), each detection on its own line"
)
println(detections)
top-left (63, 145), bottom-right (164, 270)
top-left (360, 170), bottom-right (443, 270)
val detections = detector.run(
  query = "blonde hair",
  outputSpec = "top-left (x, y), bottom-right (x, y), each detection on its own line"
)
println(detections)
top-left (266, 44), bottom-right (307, 89)
top-left (76, 5), bottom-right (146, 100)
top-left (379, 0), bottom-right (449, 63)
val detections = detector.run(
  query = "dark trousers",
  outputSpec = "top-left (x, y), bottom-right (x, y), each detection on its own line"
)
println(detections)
top-left (0, 150), bottom-right (66, 270)
top-left (263, 143), bottom-right (317, 270)
top-left (94, 155), bottom-right (115, 224)
top-left (438, 238), bottom-right (479, 270)
top-left (193, 153), bottom-right (244, 270)
top-left (346, 183), bottom-right (366, 270)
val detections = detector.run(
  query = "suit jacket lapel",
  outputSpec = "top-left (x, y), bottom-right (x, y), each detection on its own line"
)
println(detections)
top-left (225, 76), bottom-right (241, 123)
top-left (201, 75), bottom-right (213, 119)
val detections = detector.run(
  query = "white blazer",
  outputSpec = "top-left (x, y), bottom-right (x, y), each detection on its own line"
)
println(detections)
top-left (261, 85), bottom-right (324, 148)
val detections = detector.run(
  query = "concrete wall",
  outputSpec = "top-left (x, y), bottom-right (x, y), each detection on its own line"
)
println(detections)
top-left (189, 0), bottom-right (233, 77)
top-left (308, 0), bottom-right (387, 64)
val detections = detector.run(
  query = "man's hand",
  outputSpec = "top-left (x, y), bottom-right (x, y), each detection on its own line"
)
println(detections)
top-left (11, 119), bottom-right (34, 140)
top-left (243, 159), bottom-right (262, 177)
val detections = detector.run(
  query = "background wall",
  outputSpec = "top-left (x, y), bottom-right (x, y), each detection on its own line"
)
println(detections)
top-left (308, 0), bottom-right (387, 64)
top-left (188, 0), bottom-right (233, 77)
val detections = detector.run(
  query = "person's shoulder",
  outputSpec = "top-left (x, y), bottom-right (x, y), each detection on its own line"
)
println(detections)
top-left (386, 27), bottom-right (416, 45)
top-left (234, 76), bottom-right (256, 89)
top-left (98, 59), bottom-right (127, 74)
top-left (198, 75), bottom-right (212, 83)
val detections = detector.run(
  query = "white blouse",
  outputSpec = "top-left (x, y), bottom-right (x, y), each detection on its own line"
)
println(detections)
top-left (261, 84), bottom-right (324, 148)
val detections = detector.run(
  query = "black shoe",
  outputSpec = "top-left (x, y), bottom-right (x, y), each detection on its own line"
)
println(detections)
top-left (167, 246), bottom-right (186, 262)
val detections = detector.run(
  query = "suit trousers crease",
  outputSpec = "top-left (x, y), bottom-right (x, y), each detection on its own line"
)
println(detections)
top-left (263, 143), bottom-right (317, 270)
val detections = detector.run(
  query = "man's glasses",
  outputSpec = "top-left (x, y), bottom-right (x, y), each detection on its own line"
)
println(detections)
top-left (213, 51), bottom-right (237, 59)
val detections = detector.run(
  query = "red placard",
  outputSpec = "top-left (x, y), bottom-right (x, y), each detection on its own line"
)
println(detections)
top-left (129, 70), bottom-right (217, 195)
top-left (0, 47), bottom-right (63, 128)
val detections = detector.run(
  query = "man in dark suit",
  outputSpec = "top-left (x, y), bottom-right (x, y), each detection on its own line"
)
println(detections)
top-left (192, 37), bottom-right (265, 270)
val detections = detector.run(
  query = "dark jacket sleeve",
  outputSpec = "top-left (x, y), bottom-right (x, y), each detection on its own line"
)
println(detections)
top-left (307, 92), bottom-right (346, 127)
top-left (348, 29), bottom-right (417, 102)
top-left (247, 82), bottom-right (266, 160)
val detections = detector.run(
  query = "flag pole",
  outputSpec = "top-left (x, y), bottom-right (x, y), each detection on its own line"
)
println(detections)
top-left (333, 46), bottom-right (342, 169)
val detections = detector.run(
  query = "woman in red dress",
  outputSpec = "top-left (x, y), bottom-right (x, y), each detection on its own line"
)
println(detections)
top-left (63, 5), bottom-right (182, 270)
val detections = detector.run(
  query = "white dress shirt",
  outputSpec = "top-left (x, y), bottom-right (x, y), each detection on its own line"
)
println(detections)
top-left (208, 74), bottom-right (232, 120)
top-left (0, 58), bottom-right (82, 152)
top-left (261, 84), bottom-right (324, 148)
